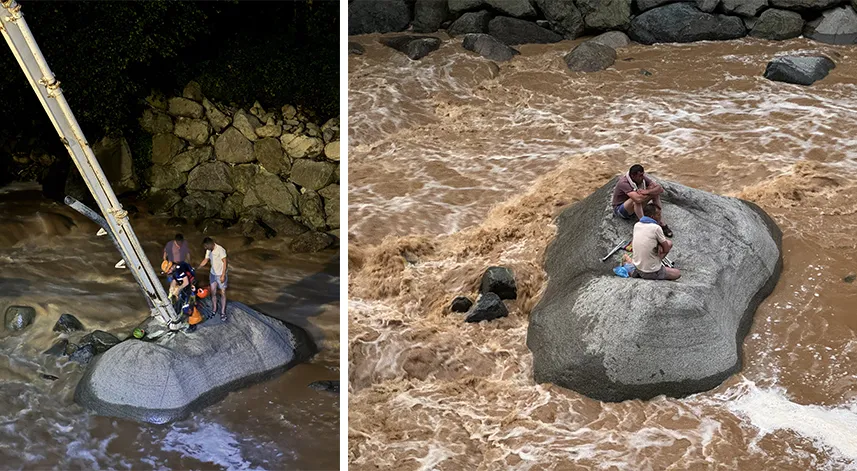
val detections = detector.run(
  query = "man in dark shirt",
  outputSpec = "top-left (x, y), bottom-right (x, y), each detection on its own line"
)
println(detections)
top-left (163, 233), bottom-right (190, 264)
top-left (611, 164), bottom-right (672, 237)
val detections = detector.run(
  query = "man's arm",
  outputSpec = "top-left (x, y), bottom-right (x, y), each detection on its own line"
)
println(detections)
top-left (198, 257), bottom-right (208, 269)
top-left (626, 191), bottom-right (648, 203)
top-left (220, 257), bottom-right (227, 282)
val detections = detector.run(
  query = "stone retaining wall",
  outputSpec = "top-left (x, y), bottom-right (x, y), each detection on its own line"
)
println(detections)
top-left (140, 81), bottom-right (340, 244)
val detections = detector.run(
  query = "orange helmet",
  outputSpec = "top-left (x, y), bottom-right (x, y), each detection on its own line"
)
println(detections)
top-left (188, 307), bottom-right (203, 325)
top-left (196, 287), bottom-right (209, 299)
top-left (161, 260), bottom-right (174, 273)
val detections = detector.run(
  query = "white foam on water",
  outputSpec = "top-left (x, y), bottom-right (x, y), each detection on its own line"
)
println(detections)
top-left (725, 379), bottom-right (857, 466)
top-left (162, 420), bottom-right (266, 471)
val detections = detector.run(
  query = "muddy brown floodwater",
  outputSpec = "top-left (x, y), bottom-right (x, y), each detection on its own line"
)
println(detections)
top-left (348, 34), bottom-right (857, 470)
top-left (0, 183), bottom-right (339, 470)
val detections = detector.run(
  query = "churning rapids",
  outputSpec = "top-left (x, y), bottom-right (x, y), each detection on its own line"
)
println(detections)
top-left (348, 35), bottom-right (857, 470)
top-left (0, 184), bottom-right (339, 470)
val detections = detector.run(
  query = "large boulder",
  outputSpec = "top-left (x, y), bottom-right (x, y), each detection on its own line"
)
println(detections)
top-left (254, 171), bottom-right (299, 215)
top-left (721, 0), bottom-right (768, 17)
top-left (298, 191), bottom-right (327, 230)
top-left (202, 99), bottom-right (230, 133)
top-left (577, 0), bottom-right (632, 31)
top-left (379, 35), bottom-right (443, 60)
top-left (172, 146), bottom-right (212, 173)
top-left (564, 41), bottom-right (617, 72)
top-left (750, 8), bottom-right (804, 39)
top-left (488, 16), bottom-right (564, 45)
top-left (804, 5), bottom-right (857, 44)
top-left (448, 10), bottom-right (493, 36)
top-left (173, 118), bottom-right (211, 147)
top-left (280, 133), bottom-right (324, 159)
top-left (481, 266), bottom-right (517, 299)
top-left (53, 313), bottom-right (84, 333)
top-left (290, 160), bottom-right (338, 191)
top-left (465, 293), bottom-right (508, 322)
top-left (635, 0), bottom-right (682, 12)
top-left (450, 0), bottom-right (537, 17)
top-left (215, 127), bottom-right (255, 164)
top-left (232, 110), bottom-right (261, 142)
top-left (146, 189), bottom-right (182, 214)
top-left (413, 0), bottom-right (449, 32)
top-left (151, 133), bottom-right (186, 166)
top-left (319, 184), bottom-right (340, 229)
top-left (4, 305), bottom-right (35, 331)
top-left (534, 0), bottom-right (585, 38)
top-left (173, 191), bottom-right (225, 221)
top-left (589, 31), bottom-right (632, 49)
top-left (146, 164), bottom-right (187, 190)
top-left (697, 0), bottom-right (720, 12)
top-left (255, 138), bottom-right (291, 176)
top-left (75, 301), bottom-right (316, 424)
top-left (140, 109), bottom-right (173, 134)
top-left (527, 178), bottom-right (782, 402)
top-left (186, 162), bottom-right (234, 193)
top-left (763, 56), bottom-right (836, 85)
top-left (349, 0), bottom-right (411, 35)
top-left (770, 0), bottom-right (841, 9)
top-left (629, 3), bottom-right (747, 44)
top-left (462, 33), bottom-right (521, 61)
top-left (167, 97), bottom-right (204, 119)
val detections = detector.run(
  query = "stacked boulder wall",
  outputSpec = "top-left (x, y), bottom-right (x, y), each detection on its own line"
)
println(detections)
top-left (527, 178), bottom-right (782, 402)
top-left (628, 3), bottom-right (747, 44)
top-left (75, 301), bottom-right (316, 424)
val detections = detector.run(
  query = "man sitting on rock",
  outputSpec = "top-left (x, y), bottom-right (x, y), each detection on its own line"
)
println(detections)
top-left (631, 204), bottom-right (681, 281)
top-left (612, 164), bottom-right (673, 238)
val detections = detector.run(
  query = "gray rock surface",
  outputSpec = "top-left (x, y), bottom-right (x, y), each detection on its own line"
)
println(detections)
top-left (629, 3), bottom-right (747, 44)
top-left (202, 99), bottom-right (230, 133)
top-left (577, 0), bottom-right (632, 30)
top-left (413, 0), bottom-right (449, 32)
top-left (4, 305), bottom-right (35, 331)
top-left (308, 380), bottom-right (339, 394)
top-left (697, 0), bottom-right (720, 12)
top-left (75, 301), bottom-right (316, 424)
top-left (289, 232), bottom-right (334, 252)
top-left (750, 8), bottom-right (804, 39)
top-left (54, 313), bottom-right (84, 333)
top-left (146, 165), bottom-right (186, 190)
top-left (722, 0), bottom-right (768, 17)
top-left (187, 162), bottom-right (234, 193)
top-left (488, 16), bottom-right (564, 45)
top-left (527, 178), bottom-right (782, 401)
top-left (298, 191), bottom-right (327, 230)
top-left (380, 35), bottom-right (443, 60)
top-left (173, 118), bottom-right (211, 147)
top-left (255, 138), bottom-right (291, 176)
top-left (172, 147), bottom-right (212, 173)
top-left (465, 293), bottom-right (508, 322)
top-left (151, 133), bottom-right (186, 166)
top-left (451, 296), bottom-right (474, 312)
top-left (448, 10), bottom-right (493, 35)
top-left (589, 31), bottom-right (632, 49)
top-left (233, 110), bottom-right (262, 142)
top-left (635, 0), bottom-right (682, 12)
top-left (462, 33), bottom-right (521, 61)
top-left (174, 191), bottom-right (224, 221)
top-left (70, 344), bottom-right (96, 365)
top-left (804, 5), bottom-right (857, 44)
top-left (535, 0), bottom-right (586, 38)
top-left (770, 0), bottom-right (841, 9)
top-left (763, 55), bottom-right (836, 85)
top-left (349, 0), bottom-right (411, 35)
top-left (291, 160), bottom-right (338, 191)
top-left (565, 41), bottom-right (617, 72)
top-left (215, 127), bottom-right (255, 164)
top-left (254, 171), bottom-right (299, 215)
top-left (80, 330), bottom-right (121, 354)
top-left (147, 189), bottom-right (182, 214)
top-left (140, 109), bottom-right (173, 134)
top-left (280, 134), bottom-right (324, 159)
top-left (167, 97), bottom-right (204, 119)
top-left (481, 267), bottom-right (518, 299)
top-left (348, 41), bottom-right (365, 54)
top-left (319, 184), bottom-right (340, 229)
top-left (229, 164), bottom-right (258, 194)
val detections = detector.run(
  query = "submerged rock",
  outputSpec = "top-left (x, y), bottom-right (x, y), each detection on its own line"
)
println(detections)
top-left (53, 313), bottom-right (84, 333)
top-left (75, 301), bottom-right (316, 424)
top-left (44, 339), bottom-right (69, 357)
top-left (348, 42), bottom-right (365, 55)
top-left (448, 10), bottom-right (493, 36)
top-left (764, 56), bottom-right (835, 85)
top-left (80, 330), bottom-right (121, 354)
top-left (488, 16), bottom-right (564, 45)
top-left (450, 296), bottom-right (474, 313)
top-left (589, 31), bottom-right (631, 49)
top-left (480, 266), bottom-right (517, 300)
top-left (465, 293), bottom-right (508, 323)
top-left (564, 41), bottom-right (617, 72)
top-left (462, 33), bottom-right (520, 62)
top-left (70, 344), bottom-right (96, 365)
top-left (379, 35), bottom-right (442, 60)
top-left (4, 305), bottom-right (35, 331)
top-left (528, 178), bottom-right (782, 402)
top-left (308, 380), bottom-right (340, 394)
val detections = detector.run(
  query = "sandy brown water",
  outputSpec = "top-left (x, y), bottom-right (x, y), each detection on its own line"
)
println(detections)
top-left (348, 34), bottom-right (857, 470)
top-left (0, 183), bottom-right (339, 470)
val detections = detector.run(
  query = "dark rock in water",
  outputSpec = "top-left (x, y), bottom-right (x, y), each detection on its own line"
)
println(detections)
top-left (564, 42), bottom-right (617, 72)
top-left (349, 0), bottom-right (411, 35)
top-left (535, 0), bottom-right (585, 38)
top-left (628, 3), bottom-right (747, 44)
top-left (589, 31), bottom-right (631, 49)
top-left (843, 273), bottom-right (855, 283)
top-left (528, 178), bottom-right (782, 402)
top-left (147, 189), bottom-right (182, 215)
top-left (751, 9), bottom-right (804, 40)
top-left (481, 266), bottom-right (517, 300)
top-left (770, 0), bottom-right (842, 10)
top-left (696, 0), bottom-right (720, 12)
top-left (70, 344), bottom-right (96, 365)
top-left (450, 0), bottom-right (536, 17)
top-left (635, 0), bottom-right (682, 12)
top-left (75, 301), bottom-right (316, 424)
top-left (413, 0), bottom-right (449, 33)
top-left (80, 330), bottom-right (121, 355)
top-left (44, 339), bottom-right (69, 357)
top-left (462, 33), bottom-right (520, 62)
top-left (289, 231), bottom-right (334, 253)
top-left (488, 16), bottom-right (564, 45)
top-left (804, 6), bottom-right (857, 44)
top-left (640, 69), bottom-right (653, 76)
top-left (198, 218), bottom-right (228, 234)
top-left (577, 0), bottom-right (632, 31)
top-left (348, 42), bottom-right (365, 55)
top-left (41, 373), bottom-right (59, 381)
top-left (53, 313), bottom-right (84, 333)
top-left (380, 35), bottom-right (442, 60)
top-left (722, 0), bottom-right (767, 17)
top-left (450, 296), bottom-right (474, 313)
top-left (65, 342), bottom-right (78, 356)
top-left (743, 16), bottom-right (759, 31)
top-left (763, 56), bottom-right (835, 85)
top-left (167, 216), bottom-right (187, 227)
top-left (465, 293), bottom-right (508, 323)
top-left (309, 380), bottom-right (340, 394)
top-left (4, 305), bottom-right (36, 331)
top-left (448, 10), bottom-right (493, 36)
top-left (449, 0), bottom-right (484, 15)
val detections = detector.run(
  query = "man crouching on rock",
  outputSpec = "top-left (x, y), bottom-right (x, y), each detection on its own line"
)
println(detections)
top-left (632, 205), bottom-right (681, 281)
top-left (199, 237), bottom-right (228, 322)
top-left (612, 164), bottom-right (673, 238)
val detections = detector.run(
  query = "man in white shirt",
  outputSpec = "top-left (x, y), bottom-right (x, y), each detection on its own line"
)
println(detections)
top-left (631, 205), bottom-right (681, 281)
top-left (199, 237), bottom-right (229, 321)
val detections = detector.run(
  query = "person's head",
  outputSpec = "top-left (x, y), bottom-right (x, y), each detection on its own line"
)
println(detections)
top-left (161, 260), bottom-right (175, 274)
top-left (203, 237), bottom-right (214, 250)
top-left (175, 233), bottom-right (184, 243)
top-left (643, 203), bottom-right (658, 219)
top-left (629, 164), bottom-right (645, 185)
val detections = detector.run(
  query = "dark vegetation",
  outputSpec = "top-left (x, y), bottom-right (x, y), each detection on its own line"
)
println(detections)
top-left (0, 0), bottom-right (339, 187)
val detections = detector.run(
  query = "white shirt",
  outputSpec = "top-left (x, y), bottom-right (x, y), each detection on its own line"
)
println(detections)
top-left (632, 221), bottom-right (667, 273)
top-left (205, 244), bottom-right (227, 276)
